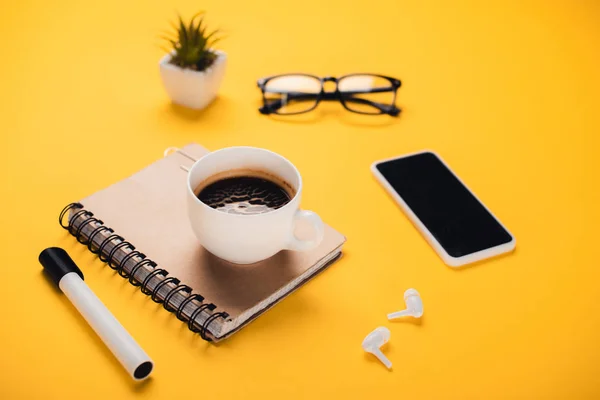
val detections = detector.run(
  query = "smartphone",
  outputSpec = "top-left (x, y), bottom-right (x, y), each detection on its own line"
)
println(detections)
top-left (371, 151), bottom-right (515, 267)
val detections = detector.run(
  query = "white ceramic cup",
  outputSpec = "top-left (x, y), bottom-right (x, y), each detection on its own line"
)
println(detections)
top-left (186, 147), bottom-right (325, 264)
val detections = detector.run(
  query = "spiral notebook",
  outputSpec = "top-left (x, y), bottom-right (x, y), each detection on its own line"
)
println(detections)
top-left (59, 143), bottom-right (345, 342)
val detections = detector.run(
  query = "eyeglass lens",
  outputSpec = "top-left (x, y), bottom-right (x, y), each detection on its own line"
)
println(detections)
top-left (263, 75), bottom-right (322, 114)
top-left (338, 75), bottom-right (396, 114)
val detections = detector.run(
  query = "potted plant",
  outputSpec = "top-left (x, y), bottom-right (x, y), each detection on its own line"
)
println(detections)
top-left (159, 12), bottom-right (226, 110)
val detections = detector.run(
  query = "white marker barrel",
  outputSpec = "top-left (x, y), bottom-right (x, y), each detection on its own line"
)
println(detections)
top-left (39, 247), bottom-right (154, 381)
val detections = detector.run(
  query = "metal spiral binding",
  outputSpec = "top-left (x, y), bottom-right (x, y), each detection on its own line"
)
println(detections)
top-left (57, 202), bottom-right (229, 342)
top-left (129, 259), bottom-right (156, 286)
top-left (175, 293), bottom-right (204, 321)
top-left (97, 234), bottom-right (124, 262)
top-left (163, 284), bottom-right (192, 312)
top-left (141, 269), bottom-right (167, 295)
top-left (74, 217), bottom-right (103, 244)
top-left (59, 202), bottom-right (83, 228)
top-left (88, 226), bottom-right (114, 253)
top-left (188, 303), bottom-right (216, 332)
top-left (118, 251), bottom-right (146, 278)
top-left (201, 312), bottom-right (230, 341)
top-left (68, 209), bottom-right (91, 235)
top-left (150, 277), bottom-right (180, 303)
top-left (107, 241), bottom-right (134, 270)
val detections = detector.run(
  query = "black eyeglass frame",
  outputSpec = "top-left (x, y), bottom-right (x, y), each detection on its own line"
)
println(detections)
top-left (257, 73), bottom-right (402, 116)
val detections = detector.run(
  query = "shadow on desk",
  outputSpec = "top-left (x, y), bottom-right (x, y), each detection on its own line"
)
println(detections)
top-left (260, 104), bottom-right (404, 128)
top-left (164, 96), bottom-right (233, 122)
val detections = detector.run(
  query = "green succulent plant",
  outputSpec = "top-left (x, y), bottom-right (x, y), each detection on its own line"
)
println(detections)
top-left (162, 12), bottom-right (222, 71)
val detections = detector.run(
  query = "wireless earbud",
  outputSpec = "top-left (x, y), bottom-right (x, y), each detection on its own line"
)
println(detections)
top-left (362, 327), bottom-right (392, 369)
top-left (387, 288), bottom-right (423, 320)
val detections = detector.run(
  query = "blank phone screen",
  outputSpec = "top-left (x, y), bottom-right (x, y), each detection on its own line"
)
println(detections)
top-left (375, 152), bottom-right (512, 258)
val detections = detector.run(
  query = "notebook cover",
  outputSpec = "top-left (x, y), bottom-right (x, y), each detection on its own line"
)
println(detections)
top-left (75, 143), bottom-right (346, 339)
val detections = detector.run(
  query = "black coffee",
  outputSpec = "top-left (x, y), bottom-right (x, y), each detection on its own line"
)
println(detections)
top-left (197, 173), bottom-right (293, 215)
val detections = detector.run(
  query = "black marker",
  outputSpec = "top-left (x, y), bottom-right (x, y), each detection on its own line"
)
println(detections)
top-left (39, 247), bottom-right (154, 381)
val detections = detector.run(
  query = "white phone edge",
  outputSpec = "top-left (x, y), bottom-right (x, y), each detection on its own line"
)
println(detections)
top-left (370, 150), bottom-right (516, 268)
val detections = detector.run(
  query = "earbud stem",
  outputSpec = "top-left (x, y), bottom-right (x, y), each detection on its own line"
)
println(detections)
top-left (371, 348), bottom-right (392, 369)
top-left (387, 309), bottom-right (411, 319)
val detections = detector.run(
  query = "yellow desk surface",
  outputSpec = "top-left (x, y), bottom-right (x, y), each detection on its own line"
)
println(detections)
top-left (1, 0), bottom-right (599, 398)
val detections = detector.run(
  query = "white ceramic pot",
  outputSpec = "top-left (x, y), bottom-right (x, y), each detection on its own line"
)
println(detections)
top-left (159, 50), bottom-right (227, 110)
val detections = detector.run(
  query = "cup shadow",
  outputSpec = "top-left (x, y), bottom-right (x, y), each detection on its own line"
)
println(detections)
top-left (198, 248), bottom-right (298, 310)
top-left (177, 248), bottom-right (313, 348)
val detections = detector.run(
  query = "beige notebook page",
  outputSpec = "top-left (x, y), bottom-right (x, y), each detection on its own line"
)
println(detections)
top-left (79, 143), bottom-right (345, 320)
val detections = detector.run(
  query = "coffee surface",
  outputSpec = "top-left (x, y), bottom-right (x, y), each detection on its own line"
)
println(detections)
top-left (197, 174), bottom-right (293, 215)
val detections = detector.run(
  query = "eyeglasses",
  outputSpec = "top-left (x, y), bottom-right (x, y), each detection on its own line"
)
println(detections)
top-left (257, 74), bottom-right (401, 116)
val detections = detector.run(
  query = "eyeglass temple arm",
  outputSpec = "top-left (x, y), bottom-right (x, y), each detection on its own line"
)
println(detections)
top-left (261, 91), bottom-right (399, 115)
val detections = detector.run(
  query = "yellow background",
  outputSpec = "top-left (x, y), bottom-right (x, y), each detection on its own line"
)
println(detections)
top-left (1, 0), bottom-right (599, 398)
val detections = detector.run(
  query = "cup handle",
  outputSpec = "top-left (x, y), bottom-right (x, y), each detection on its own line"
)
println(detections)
top-left (287, 210), bottom-right (325, 252)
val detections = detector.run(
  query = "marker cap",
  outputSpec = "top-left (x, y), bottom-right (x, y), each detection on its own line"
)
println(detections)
top-left (39, 247), bottom-right (84, 286)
